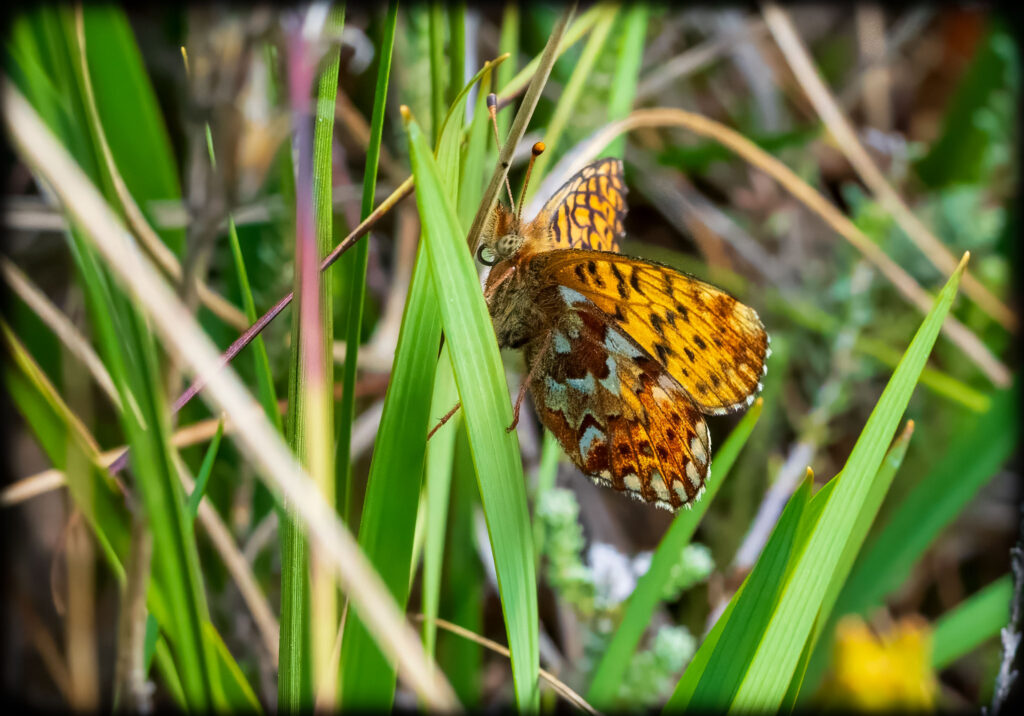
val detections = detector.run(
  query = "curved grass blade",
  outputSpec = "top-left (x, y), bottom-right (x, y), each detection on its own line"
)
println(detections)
top-left (668, 473), bottom-right (815, 710)
top-left (339, 56), bottom-right (499, 709)
top-left (405, 109), bottom-right (539, 708)
top-left (186, 418), bottom-right (224, 524)
top-left (728, 255), bottom-right (970, 711)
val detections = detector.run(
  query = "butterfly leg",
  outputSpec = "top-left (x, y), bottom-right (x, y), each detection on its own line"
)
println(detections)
top-left (507, 330), bottom-right (554, 433)
top-left (427, 401), bottom-right (462, 440)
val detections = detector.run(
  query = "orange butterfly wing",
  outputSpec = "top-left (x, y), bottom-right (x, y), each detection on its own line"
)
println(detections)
top-left (530, 158), bottom-right (628, 253)
top-left (527, 294), bottom-right (711, 510)
top-left (531, 250), bottom-right (769, 415)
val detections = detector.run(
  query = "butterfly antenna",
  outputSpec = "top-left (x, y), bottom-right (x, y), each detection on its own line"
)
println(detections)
top-left (515, 142), bottom-right (545, 226)
top-left (487, 93), bottom-right (517, 213)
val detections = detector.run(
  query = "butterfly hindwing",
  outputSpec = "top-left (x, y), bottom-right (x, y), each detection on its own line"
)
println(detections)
top-left (532, 158), bottom-right (628, 253)
top-left (526, 292), bottom-right (711, 511)
top-left (530, 250), bottom-right (769, 415)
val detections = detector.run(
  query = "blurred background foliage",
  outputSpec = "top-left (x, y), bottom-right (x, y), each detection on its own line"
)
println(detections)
top-left (2, 2), bottom-right (1019, 711)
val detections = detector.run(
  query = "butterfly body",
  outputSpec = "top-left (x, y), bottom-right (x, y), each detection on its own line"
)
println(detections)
top-left (478, 158), bottom-right (768, 511)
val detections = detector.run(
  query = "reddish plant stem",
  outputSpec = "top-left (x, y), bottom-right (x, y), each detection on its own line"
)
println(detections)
top-left (106, 180), bottom-right (414, 476)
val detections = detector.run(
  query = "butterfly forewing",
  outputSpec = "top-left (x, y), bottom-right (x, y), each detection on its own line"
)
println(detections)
top-left (527, 293), bottom-right (711, 511)
top-left (532, 158), bottom-right (628, 253)
top-left (532, 250), bottom-right (769, 415)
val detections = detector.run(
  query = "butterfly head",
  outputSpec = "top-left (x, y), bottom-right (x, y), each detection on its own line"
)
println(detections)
top-left (477, 203), bottom-right (526, 266)
top-left (476, 140), bottom-right (546, 268)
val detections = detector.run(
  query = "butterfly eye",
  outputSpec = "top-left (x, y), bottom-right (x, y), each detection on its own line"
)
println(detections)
top-left (476, 245), bottom-right (498, 266)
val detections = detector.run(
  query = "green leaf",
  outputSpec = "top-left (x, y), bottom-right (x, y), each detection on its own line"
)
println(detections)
top-left (187, 419), bottom-right (224, 524)
top-left (931, 575), bottom-right (1013, 670)
top-left (728, 256), bottom-right (969, 711)
top-left (669, 475), bottom-right (815, 710)
top-left (405, 110), bottom-right (539, 709)
top-left (339, 54), bottom-right (496, 709)
top-left (336, 0), bottom-right (397, 524)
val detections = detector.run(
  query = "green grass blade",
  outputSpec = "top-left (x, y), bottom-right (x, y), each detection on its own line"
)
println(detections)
top-left (3, 320), bottom-right (255, 707)
top-left (339, 246), bottom-right (440, 709)
top-left (603, 3), bottom-right (647, 159)
top-left (336, 0), bottom-right (397, 524)
top-left (836, 387), bottom-right (1017, 618)
top-left (203, 622), bottom-right (263, 712)
top-left (931, 575), bottom-right (1013, 670)
top-left (495, 1), bottom-right (519, 140)
top-left (77, 5), bottom-right (184, 255)
top-left (186, 418), bottom-right (224, 524)
top-left (428, 0), bottom-right (446, 143)
top-left (668, 474), bottom-right (815, 710)
top-left (1, 319), bottom-right (130, 572)
top-left (439, 430), bottom-right (486, 705)
top-left (421, 346), bottom-right (462, 659)
top-left (727, 257), bottom-right (970, 711)
top-left (448, 2), bottom-right (465, 105)
top-left (339, 57), bottom-right (489, 709)
top-left (496, 1), bottom-right (605, 101)
top-left (226, 218), bottom-right (282, 433)
top-left (405, 110), bottom-right (539, 709)
top-left (588, 398), bottom-right (764, 708)
top-left (786, 421), bottom-right (915, 707)
top-left (279, 7), bottom-right (346, 706)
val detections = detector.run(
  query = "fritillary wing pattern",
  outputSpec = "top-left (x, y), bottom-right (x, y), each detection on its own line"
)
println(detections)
top-left (526, 285), bottom-right (712, 511)
top-left (531, 158), bottom-right (628, 253)
top-left (531, 249), bottom-right (769, 415)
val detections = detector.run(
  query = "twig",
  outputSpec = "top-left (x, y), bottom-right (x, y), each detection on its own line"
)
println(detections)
top-left (761, 1), bottom-right (1016, 331)
top-left (0, 255), bottom-right (120, 409)
top-left (411, 614), bottom-right (600, 714)
top-left (550, 108), bottom-right (1011, 387)
top-left (103, 175), bottom-right (413, 476)
top-left (989, 520), bottom-right (1023, 713)
top-left (112, 512), bottom-right (154, 712)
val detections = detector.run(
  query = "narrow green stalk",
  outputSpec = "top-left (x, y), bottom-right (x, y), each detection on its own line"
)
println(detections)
top-left (448, 2), bottom-right (465, 105)
top-left (336, 0), bottom-right (397, 526)
top-left (428, 1), bottom-right (446, 143)
top-left (279, 6), bottom-right (346, 707)
top-left (604, 3), bottom-right (647, 158)
top-left (495, 1), bottom-right (520, 140)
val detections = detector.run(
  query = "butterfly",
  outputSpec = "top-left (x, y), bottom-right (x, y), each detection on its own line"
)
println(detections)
top-left (477, 148), bottom-right (769, 511)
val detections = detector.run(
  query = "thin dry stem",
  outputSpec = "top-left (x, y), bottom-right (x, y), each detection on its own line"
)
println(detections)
top-left (0, 255), bottom-right (121, 409)
top-left (762, 1), bottom-right (1015, 331)
top-left (412, 615), bottom-right (599, 714)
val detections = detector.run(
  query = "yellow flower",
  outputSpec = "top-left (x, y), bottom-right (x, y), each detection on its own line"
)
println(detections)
top-left (819, 614), bottom-right (939, 710)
